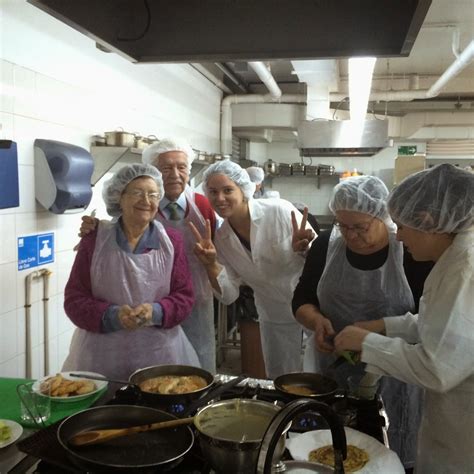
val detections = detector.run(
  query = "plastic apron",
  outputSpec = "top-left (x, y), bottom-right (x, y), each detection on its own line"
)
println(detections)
top-left (304, 228), bottom-right (423, 468)
top-left (156, 187), bottom-right (216, 373)
top-left (62, 220), bottom-right (199, 381)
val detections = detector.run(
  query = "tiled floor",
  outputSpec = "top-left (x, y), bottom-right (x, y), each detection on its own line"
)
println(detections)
top-left (216, 346), bottom-right (242, 376)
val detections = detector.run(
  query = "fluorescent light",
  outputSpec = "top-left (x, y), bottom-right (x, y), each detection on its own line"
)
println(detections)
top-left (349, 57), bottom-right (376, 123)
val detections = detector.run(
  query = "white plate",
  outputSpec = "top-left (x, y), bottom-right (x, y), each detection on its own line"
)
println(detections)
top-left (32, 371), bottom-right (108, 403)
top-left (286, 427), bottom-right (404, 474)
top-left (0, 420), bottom-right (23, 449)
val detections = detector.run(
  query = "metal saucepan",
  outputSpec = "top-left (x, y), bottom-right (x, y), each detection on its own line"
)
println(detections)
top-left (128, 364), bottom-right (215, 406)
top-left (57, 405), bottom-right (193, 473)
top-left (104, 128), bottom-right (136, 147)
top-left (194, 398), bottom-right (288, 474)
top-left (274, 372), bottom-right (339, 401)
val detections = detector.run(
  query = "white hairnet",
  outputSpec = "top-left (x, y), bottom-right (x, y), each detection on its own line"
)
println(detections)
top-left (203, 159), bottom-right (256, 200)
top-left (103, 163), bottom-right (163, 217)
top-left (142, 137), bottom-right (195, 173)
top-left (388, 163), bottom-right (474, 233)
top-left (246, 166), bottom-right (265, 184)
top-left (329, 175), bottom-right (390, 220)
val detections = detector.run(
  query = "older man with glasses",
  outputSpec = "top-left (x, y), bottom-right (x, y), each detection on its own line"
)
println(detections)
top-left (292, 175), bottom-right (433, 471)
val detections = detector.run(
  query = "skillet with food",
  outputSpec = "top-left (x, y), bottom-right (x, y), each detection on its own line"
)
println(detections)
top-left (273, 372), bottom-right (339, 401)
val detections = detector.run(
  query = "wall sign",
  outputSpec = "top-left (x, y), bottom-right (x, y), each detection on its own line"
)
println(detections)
top-left (18, 233), bottom-right (54, 271)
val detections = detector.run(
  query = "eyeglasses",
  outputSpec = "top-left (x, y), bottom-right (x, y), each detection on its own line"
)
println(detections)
top-left (124, 190), bottom-right (160, 202)
top-left (333, 217), bottom-right (375, 234)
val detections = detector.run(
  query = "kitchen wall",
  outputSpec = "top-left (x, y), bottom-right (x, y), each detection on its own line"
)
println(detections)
top-left (248, 141), bottom-right (426, 215)
top-left (0, 0), bottom-right (222, 378)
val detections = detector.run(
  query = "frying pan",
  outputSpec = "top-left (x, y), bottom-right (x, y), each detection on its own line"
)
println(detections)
top-left (57, 405), bottom-right (193, 473)
top-left (128, 364), bottom-right (215, 405)
top-left (273, 372), bottom-right (339, 401)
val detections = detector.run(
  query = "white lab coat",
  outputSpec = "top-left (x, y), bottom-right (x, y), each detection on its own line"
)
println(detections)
top-left (213, 198), bottom-right (315, 378)
top-left (362, 228), bottom-right (474, 474)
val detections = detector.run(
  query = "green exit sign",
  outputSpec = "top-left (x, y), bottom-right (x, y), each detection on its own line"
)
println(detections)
top-left (398, 146), bottom-right (418, 155)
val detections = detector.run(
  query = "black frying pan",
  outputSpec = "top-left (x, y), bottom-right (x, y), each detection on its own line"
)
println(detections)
top-left (273, 372), bottom-right (339, 401)
top-left (57, 405), bottom-right (193, 473)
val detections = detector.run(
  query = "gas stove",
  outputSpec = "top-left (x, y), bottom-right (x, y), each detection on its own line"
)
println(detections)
top-left (15, 375), bottom-right (388, 473)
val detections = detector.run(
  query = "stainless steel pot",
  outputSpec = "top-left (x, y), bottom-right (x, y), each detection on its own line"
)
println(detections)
top-left (264, 159), bottom-right (279, 176)
top-left (105, 128), bottom-right (136, 147)
top-left (194, 398), bottom-right (287, 474)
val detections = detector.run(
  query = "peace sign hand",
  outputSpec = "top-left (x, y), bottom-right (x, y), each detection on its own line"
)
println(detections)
top-left (189, 219), bottom-right (218, 267)
top-left (291, 207), bottom-right (316, 252)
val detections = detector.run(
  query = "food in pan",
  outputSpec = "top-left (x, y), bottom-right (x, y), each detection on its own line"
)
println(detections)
top-left (139, 375), bottom-right (208, 394)
top-left (40, 374), bottom-right (96, 397)
top-left (281, 384), bottom-right (316, 396)
top-left (309, 444), bottom-right (369, 472)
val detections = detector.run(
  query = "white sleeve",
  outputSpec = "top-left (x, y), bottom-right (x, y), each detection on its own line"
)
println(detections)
top-left (362, 267), bottom-right (474, 393)
top-left (384, 312), bottom-right (419, 343)
top-left (212, 263), bottom-right (242, 305)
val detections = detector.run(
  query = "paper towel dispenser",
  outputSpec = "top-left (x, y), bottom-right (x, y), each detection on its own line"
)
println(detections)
top-left (34, 139), bottom-right (94, 214)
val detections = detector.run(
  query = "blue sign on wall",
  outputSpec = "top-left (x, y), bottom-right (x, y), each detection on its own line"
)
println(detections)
top-left (18, 233), bottom-right (54, 271)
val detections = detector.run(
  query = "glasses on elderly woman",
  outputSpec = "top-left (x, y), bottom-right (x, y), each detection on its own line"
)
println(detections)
top-left (124, 189), bottom-right (160, 202)
top-left (333, 217), bottom-right (375, 234)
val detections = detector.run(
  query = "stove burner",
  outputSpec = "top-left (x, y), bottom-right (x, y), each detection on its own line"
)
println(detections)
top-left (17, 377), bottom-right (388, 474)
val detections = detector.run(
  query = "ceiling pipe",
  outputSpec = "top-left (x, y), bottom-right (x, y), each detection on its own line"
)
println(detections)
top-left (426, 40), bottom-right (474, 98)
top-left (248, 62), bottom-right (282, 99)
top-left (220, 41), bottom-right (474, 153)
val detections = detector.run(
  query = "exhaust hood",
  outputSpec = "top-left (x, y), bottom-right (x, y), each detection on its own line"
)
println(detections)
top-left (297, 120), bottom-right (391, 157)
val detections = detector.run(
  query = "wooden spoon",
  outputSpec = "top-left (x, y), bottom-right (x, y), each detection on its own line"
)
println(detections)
top-left (69, 416), bottom-right (194, 447)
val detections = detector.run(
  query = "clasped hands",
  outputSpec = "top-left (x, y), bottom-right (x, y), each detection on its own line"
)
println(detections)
top-left (118, 303), bottom-right (153, 330)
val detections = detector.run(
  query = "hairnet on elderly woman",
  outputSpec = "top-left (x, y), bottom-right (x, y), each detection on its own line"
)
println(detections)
top-left (329, 175), bottom-right (390, 220)
top-left (142, 138), bottom-right (195, 172)
top-left (203, 159), bottom-right (256, 200)
top-left (388, 163), bottom-right (474, 234)
top-left (102, 163), bottom-right (163, 217)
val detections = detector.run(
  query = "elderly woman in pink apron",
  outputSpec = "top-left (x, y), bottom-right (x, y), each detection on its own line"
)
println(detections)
top-left (62, 163), bottom-right (199, 381)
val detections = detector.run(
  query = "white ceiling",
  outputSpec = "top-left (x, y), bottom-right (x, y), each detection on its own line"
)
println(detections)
top-left (219, 0), bottom-right (474, 108)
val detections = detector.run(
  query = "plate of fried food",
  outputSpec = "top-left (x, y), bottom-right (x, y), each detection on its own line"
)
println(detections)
top-left (286, 427), bottom-right (404, 473)
top-left (32, 372), bottom-right (108, 402)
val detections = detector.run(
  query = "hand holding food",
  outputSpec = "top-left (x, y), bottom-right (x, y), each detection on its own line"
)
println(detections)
top-left (40, 374), bottom-right (96, 397)
top-left (334, 326), bottom-right (370, 353)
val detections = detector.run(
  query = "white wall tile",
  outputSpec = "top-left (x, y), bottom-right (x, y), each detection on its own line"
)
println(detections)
top-left (0, 262), bottom-right (18, 313)
top-left (0, 310), bottom-right (18, 363)
top-left (0, 354), bottom-right (24, 378)
top-left (13, 65), bottom-right (38, 119)
top-left (0, 111), bottom-right (14, 139)
top-left (0, 60), bottom-right (15, 114)
top-left (16, 164), bottom-right (36, 212)
top-left (0, 214), bottom-right (17, 263)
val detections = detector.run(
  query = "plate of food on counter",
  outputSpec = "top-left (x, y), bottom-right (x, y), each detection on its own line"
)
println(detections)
top-left (0, 419), bottom-right (23, 449)
top-left (32, 371), bottom-right (108, 402)
top-left (286, 427), bottom-right (404, 473)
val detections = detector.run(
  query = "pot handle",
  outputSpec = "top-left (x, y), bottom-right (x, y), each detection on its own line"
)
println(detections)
top-left (256, 399), bottom-right (347, 474)
top-left (181, 375), bottom-right (247, 417)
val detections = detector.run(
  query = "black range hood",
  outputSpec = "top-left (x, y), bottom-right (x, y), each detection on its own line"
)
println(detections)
top-left (28, 0), bottom-right (432, 63)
